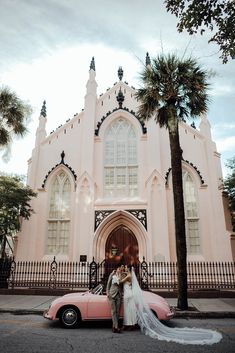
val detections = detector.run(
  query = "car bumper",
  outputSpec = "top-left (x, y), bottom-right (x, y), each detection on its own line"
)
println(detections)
top-left (166, 308), bottom-right (175, 319)
top-left (43, 310), bottom-right (53, 320)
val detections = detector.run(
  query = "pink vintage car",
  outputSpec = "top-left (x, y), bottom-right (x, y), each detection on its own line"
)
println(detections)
top-left (43, 284), bottom-right (174, 328)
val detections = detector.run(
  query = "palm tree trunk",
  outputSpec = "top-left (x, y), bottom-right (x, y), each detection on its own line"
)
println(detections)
top-left (168, 122), bottom-right (188, 310)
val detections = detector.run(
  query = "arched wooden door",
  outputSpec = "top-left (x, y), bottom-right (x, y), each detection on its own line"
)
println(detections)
top-left (105, 226), bottom-right (139, 265)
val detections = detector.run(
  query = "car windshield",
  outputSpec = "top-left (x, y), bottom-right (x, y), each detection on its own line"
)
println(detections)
top-left (90, 284), bottom-right (103, 295)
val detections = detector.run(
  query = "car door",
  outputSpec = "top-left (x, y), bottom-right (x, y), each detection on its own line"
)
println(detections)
top-left (87, 294), bottom-right (111, 319)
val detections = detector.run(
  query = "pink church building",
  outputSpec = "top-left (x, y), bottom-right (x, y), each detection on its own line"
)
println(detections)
top-left (15, 56), bottom-right (233, 264)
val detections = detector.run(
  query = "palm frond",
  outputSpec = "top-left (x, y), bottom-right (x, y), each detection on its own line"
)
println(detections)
top-left (157, 106), bottom-right (171, 128)
top-left (0, 86), bottom-right (31, 149)
top-left (136, 54), bottom-right (210, 127)
top-left (0, 127), bottom-right (9, 146)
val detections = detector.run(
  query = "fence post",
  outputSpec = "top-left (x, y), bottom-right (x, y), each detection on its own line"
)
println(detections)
top-left (89, 257), bottom-right (97, 289)
top-left (140, 257), bottom-right (149, 289)
top-left (49, 256), bottom-right (57, 289)
top-left (10, 257), bottom-right (16, 289)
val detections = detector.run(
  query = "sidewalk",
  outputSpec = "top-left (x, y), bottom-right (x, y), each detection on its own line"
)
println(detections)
top-left (0, 294), bottom-right (235, 318)
top-left (166, 297), bottom-right (235, 318)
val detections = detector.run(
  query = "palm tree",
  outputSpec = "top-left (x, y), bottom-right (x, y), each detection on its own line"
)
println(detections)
top-left (136, 54), bottom-right (210, 310)
top-left (0, 86), bottom-right (31, 159)
top-left (0, 175), bottom-right (36, 259)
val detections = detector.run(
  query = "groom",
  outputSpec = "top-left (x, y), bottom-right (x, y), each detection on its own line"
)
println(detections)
top-left (106, 265), bottom-right (124, 333)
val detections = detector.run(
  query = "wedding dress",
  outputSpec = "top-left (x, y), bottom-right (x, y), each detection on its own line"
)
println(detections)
top-left (131, 268), bottom-right (222, 345)
top-left (123, 281), bottom-right (137, 326)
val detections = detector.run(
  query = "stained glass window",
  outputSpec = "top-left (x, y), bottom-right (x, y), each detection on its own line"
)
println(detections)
top-left (47, 171), bottom-right (71, 254)
top-left (183, 171), bottom-right (200, 254)
top-left (104, 119), bottom-right (138, 197)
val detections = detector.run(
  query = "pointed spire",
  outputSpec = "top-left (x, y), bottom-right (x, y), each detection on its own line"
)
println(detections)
top-left (90, 57), bottom-right (95, 71)
top-left (116, 87), bottom-right (125, 108)
top-left (118, 66), bottom-right (123, 81)
top-left (35, 101), bottom-right (47, 146)
top-left (146, 52), bottom-right (151, 66)
top-left (199, 113), bottom-right (211, 139)
top-left (40, 100), bottom-right (47, 117)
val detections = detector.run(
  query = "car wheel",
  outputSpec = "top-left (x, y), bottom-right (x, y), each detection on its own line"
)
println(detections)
top-left (59, 307), bottom-right (80, 328)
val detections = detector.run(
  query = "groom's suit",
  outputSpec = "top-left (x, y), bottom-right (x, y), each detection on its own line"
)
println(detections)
top-left (106, 272), bottom-right (122, 329)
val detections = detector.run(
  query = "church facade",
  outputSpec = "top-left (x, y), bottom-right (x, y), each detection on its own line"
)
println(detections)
top-left (15, 57), bottom-right (233, 264)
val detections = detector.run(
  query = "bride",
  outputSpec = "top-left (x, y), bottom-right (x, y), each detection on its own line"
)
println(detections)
top-left (121, 266), bottom-right (222, 345)
top-left (120, 265), bottom-right (137, 330)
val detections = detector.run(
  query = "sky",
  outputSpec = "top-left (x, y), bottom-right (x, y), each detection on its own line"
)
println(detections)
top-left (0, 0), bottom-right (234, 178)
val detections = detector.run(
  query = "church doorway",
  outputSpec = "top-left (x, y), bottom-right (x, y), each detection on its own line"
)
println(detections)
top-left (105, 225), bottom-right (139, 265)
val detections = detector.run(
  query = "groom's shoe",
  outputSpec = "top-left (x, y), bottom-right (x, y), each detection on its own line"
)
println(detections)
top-left (112, 327), bottom-right (121, 333)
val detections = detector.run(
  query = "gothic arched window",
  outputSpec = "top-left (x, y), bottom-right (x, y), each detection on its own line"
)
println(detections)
top-left (183, 171), bottom-right (200, 254)
top-left (104, 118), bottom-right (138, 197)
top-left (46, 171), bottom-right (71, 254)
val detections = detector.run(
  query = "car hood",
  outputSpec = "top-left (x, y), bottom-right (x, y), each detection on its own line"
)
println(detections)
top-left (62, 292), bottom-right (89, 298)
top-left (50, 291), bottom-right (89, 305)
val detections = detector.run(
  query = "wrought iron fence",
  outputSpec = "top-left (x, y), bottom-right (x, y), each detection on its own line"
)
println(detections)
top-left (0, 257), bottom-right (234, 291)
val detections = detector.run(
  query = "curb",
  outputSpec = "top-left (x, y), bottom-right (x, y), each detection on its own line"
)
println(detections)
top-left (0, 309), bottom-right (44, 315)
top-left (174, 311), bottom-right (235, 318)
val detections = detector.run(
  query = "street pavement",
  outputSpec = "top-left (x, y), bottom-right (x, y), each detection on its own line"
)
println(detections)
top-left (0, 313), bottom-right (234, 353)
top-left (0, 294), bottom-right (235, 317)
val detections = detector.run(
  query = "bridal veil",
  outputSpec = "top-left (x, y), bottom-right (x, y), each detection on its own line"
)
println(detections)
top-left (131, 268), bottom-right (222, 345)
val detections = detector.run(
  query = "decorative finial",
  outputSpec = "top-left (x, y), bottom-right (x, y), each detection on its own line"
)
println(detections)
top-left (90, 57), bottom-right (95, 71)
top-left (61, 150), bottom-right (65, 163)
top-left (116, 87), bottom-right (125, 108)
top-left (40, 100), bottom-right (47, 117)
top-left (191, 121), bottom-right (196, 129)
top-left (118, 66), bottom-right (123, 81)
top-left (146, 52), bottom-right (151, 66)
